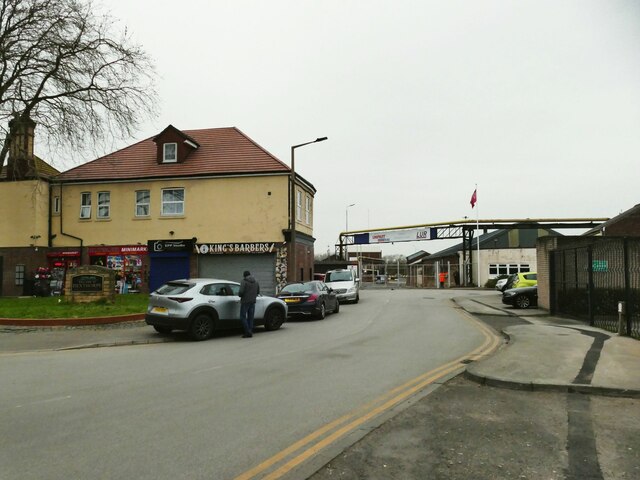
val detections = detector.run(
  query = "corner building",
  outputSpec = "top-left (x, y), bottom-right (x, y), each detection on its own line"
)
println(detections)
top-left (0, 123), bottom-right (317, 296)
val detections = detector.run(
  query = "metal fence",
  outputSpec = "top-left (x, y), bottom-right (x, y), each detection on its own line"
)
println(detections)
top-left (360, 262), bottom-right (462, 289)
top-left (550, 238), bottom-right (640, 339)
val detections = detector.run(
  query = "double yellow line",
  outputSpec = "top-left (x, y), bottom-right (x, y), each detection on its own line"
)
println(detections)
top-left (235, 309), bottom-right (501, 480)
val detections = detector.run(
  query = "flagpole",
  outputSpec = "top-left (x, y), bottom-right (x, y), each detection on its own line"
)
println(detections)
top-left (475, 184), bottom-right (480, 287)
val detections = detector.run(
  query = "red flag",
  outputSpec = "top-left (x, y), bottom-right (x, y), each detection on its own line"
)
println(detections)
top-left (470, 189), bottom-right (477, 208)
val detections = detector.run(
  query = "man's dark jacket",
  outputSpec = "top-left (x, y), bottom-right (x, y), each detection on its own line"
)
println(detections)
top-left (239, 275), bottom-right (260, 304)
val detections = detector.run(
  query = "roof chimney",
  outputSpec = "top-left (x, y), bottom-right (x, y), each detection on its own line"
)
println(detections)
top-left (7, 116), bottom-right (37, 180)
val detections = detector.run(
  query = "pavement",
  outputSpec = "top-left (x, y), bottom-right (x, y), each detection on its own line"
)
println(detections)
top-left (2, 291), bottom-right (640, 479)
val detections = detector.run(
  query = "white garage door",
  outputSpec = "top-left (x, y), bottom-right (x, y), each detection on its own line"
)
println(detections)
top-left (198, 254), bottom-right (277, 295)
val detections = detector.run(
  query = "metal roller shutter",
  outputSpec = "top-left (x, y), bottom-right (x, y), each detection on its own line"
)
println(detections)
top-left (198, 254), bottom-right (276, 295)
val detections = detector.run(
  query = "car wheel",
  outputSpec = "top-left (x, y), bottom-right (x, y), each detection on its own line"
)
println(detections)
top-left (316, 302), bottom-right (326, 320)
top-left (264, 307), bottom-right (284, 331)
top-left (190, 313), bottom-right (214, 341)
top-left (515, 294), bottom-right (531, 309)
top-left (333, 300), bottom-right (340, 313)
top-left (354, 293), bottom-right (359, 304)
top-left (153, 325), bottom-right (173, 334)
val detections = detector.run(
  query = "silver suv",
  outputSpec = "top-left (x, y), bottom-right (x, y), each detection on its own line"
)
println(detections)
top-left (145, 278), bottom-right (287, 341)
top-left (324, 269), bottom-right (360, 304)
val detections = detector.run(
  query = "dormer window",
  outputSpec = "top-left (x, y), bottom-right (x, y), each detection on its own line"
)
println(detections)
top-left (153, 125), bottom-right (200, 164)
top-left (163, 143), bottom-right (177, 163)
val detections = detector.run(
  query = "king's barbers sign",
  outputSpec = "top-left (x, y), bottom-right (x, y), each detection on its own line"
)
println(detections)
top-left (195, 242), bottom-right (277, 255)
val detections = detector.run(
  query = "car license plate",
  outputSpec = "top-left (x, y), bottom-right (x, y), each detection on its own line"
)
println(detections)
top-left (284, 298), bottom-right (300, 304)
top-left (151, 306), bottom-right (168, 314)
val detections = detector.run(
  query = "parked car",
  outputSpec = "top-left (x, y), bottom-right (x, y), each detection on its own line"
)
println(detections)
top-left (324, 268), bottom-right (360, 303)
top-left (502, 285), bottom-right (538, 309)
top-left (145, 278), bottom-right (287, 341)
top-left (503, 272), bottom-right (537, 291)
top-left (495, 277), bottom-right (509, 292)
top-left (277, 280), bottom-right (339, 319)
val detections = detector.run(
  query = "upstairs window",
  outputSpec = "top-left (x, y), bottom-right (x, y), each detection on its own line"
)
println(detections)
top-left (162, 188), bottom-right (184, 216)
top-left (305, 196), bottom-right (312, 225)
top-left (163, 143), bottom-right (177, 163)
top-left (136, 190), bottom-right (150, 217)
top-left (97, 191), bottom-right (110, 219)
top-left (296, 190), bottom-right (302, 221)
top-left (80, 192), bottom-right (91, 219)
top-left (53, 196), bottom-right (60, 215)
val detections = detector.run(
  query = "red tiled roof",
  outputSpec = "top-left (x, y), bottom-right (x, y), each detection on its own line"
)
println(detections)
top-left (56, 127), bottom-right (290, 182)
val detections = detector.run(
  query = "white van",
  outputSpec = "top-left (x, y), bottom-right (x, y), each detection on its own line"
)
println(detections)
top-left (324, 269), bottom-right (359, 303)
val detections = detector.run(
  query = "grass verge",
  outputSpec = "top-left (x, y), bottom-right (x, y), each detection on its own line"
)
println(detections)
top-left (0, 295), bottom-right (148, 319)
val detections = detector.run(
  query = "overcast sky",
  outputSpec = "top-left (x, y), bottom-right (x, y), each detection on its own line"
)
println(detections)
top-left (46, 0), bottom-right (640, 257)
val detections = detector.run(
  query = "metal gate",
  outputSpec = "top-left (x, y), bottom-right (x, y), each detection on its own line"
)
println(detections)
top-left (198, 254), bottom-right (277, 295)
top-left (550, 238), bottom-right (640, 339)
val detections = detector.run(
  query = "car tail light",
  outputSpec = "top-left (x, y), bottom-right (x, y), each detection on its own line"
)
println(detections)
top-left (304, 294), bottom-right (319, 303)
top-left (168, 297), bottom-right (193, 303)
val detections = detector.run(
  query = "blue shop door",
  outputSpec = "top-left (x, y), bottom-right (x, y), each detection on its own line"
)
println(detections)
top-left (149, 255), bottom-right (190, 292)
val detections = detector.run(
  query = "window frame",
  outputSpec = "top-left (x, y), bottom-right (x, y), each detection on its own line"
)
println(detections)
top-left (163, 143), bottom-right (178, 163)
top-left (488, 263), bottom-right (532, 278)
top-left (296, 190), bottom-right (302, 221)
top-left (15, 264), bottom-right (25, 286)
top-left (305, 195), bottom-right (312, 225)
top-left (53, 196), bottom-right (60, 215)
top-left (161, 188), bottom-right (185, 216)
top-left (135, 190), bottom-right (150, 217)
top-left (80, 192), bottom-right (91, 219)
top-left (97, 191), bottom-right (110, 219)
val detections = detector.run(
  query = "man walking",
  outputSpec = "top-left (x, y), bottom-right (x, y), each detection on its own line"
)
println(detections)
top-left (239, 270), bottom-right (260, 338)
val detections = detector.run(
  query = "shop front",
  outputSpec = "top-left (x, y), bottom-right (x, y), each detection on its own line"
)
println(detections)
top-left (194, 242), bottom-right (287, 295)
top-left (88, 245), bottom-right (148, 293)
top-left (47, 249), bottom-right (81, 295)
top-left (147, 239), bottom-right (194, 292)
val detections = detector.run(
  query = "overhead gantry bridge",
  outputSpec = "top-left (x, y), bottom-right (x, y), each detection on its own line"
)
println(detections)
top-left (336, 217), bottom-right (608, 281)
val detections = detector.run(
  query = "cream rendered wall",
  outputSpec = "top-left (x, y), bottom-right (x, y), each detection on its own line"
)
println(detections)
top-left (52, 175), bottom-right (292, 246)
top-left (481, 248), bottom-right (538, 268)
top-left (0, 180), bottom-right (50, 247)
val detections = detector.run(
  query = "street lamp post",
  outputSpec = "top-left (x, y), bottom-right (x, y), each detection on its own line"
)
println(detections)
top-left (345, 203), bottom-right (355, 262)
top-left (290, 137), bottom-right (327, 282)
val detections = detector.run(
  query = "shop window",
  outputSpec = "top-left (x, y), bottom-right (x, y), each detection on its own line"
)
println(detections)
top-left (15, 264), bottom-right (25, 286)
top-left (305, 196), bottom-right (312, 225)
top-left (80, 192), bottom-right (91, 219)
top-left (136, 190), bottom-right (150, 217)
top-left (163, 143), bottom-right (177, 163)
top-left (161, 188), bottom-right (184, 216)
top-left (97, 191), bottom-right (110, 219)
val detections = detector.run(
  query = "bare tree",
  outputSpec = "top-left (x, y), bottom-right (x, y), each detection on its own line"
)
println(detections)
top-left (0, 0), bottom-right (157, 171)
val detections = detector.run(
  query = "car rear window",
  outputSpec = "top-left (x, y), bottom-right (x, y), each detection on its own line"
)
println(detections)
top-left (325, 271), bottom-right (352, 282)
top-left (155, 282), bottom-right (194, 295)
top-left (281, 282), bottom-right (316, 294)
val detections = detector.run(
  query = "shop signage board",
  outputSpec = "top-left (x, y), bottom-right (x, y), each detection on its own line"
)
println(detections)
top-left (47, 250), bottom-right (81, 257)
top-left (88, 245), bottom-right (148, 255)
top-left (148, 239), bottom-right (194, 253)
top-left (195, 242), bottom-right (277, 255)
top-left (71, 274), bottom-right (103, 293)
